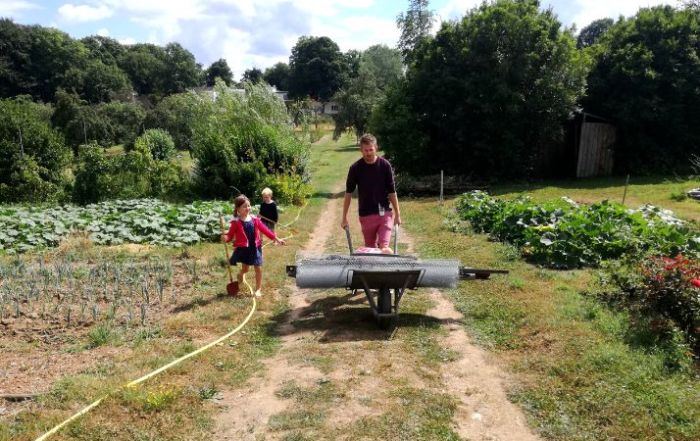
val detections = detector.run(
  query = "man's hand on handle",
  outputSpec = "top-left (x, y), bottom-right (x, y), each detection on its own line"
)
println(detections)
top-left (340, 217), bottom-right (349, 229)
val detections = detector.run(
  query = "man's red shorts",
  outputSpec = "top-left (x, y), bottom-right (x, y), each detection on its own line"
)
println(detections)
top-left (359, 212), bottom-right (393, 248)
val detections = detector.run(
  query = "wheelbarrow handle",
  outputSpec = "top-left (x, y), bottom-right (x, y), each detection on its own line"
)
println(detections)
top-left (344, 225), bottom-right (354, 254)
top-left (393, 224), bottom-right (399, 255)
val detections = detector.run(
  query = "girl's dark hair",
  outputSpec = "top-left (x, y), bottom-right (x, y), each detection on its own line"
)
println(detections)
top-left (234, 195), bottom-right (249, 215)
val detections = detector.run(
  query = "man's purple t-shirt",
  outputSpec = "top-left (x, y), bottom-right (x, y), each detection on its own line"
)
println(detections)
top-left (345, 156), bottom-right (396, 217)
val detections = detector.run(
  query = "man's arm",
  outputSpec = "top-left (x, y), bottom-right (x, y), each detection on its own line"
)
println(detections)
top-left (341, 192), bottom-right (352, 229)
top-left (388, 193), bottom-right (401, 225)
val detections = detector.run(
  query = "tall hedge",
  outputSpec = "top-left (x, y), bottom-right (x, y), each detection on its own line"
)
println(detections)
top-left (190, 82), bottom-right (310, 202)
top-left (583, 6), bottom-right (700, 174)
top-left (371, 0), bottom-right (587, 180)
top-left (0, 96), bottom-right (70, 202)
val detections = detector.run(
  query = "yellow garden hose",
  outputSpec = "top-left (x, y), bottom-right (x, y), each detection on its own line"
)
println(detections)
top-left (35, 201), bottom-right (309, 440)
top-left (34, 278), bottom-right (257, 441)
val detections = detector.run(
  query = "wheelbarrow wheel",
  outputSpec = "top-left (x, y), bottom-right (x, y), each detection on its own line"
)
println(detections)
top-left (377, 288), bottom-right (395, 330)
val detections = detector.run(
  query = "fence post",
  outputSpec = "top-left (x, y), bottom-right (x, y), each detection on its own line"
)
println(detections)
top-left (440, 170), bottom-right (444, 205)
top-left (621, 174), bottom-right (630, 205)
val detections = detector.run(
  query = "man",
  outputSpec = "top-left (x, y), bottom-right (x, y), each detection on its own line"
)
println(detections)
top-left (341, 133), bottom-right (401, 250)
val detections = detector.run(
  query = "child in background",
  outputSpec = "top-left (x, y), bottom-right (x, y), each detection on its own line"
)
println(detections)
top-left (222, 194), bottom-right (285, 297)
top-left (259, 187), bottom-right (279, 231)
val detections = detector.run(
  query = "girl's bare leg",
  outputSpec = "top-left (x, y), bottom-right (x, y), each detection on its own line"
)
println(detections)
top-left (254, 266), bottom-right (262, 292)
top-left (238, 264), bottom-right (249, 285)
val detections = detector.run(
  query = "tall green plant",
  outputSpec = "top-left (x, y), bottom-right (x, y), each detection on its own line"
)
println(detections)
top-left (190, 82), bottom-right (310, 201)
top-left (583, 6), bottom-right (700, 174)
top-left (374, 0), bottom-right (588, 180)
top-left (0, 96), bottom-right (70, 202)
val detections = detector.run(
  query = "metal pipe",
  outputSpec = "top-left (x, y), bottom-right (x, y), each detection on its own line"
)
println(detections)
top-left (344, 225), bottom-right (353, 254)
top-left (393, 224), bottom-right (399, 255)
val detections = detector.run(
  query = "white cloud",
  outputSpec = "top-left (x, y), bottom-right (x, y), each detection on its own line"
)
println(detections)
top-left (0, 0), bottom-right (39, 17)
top-left (58, 3), bottom-right (113, 22)
top-left (437, 0), bottom-right (481, 22)
top-left (97, 27), bottom-right (109, 36)
top-left (310, 15), bottom-right (400, 51)
top-left (118, 36), bottom-right (136, 45)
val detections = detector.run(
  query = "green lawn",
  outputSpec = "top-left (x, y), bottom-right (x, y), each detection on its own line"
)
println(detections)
top-left (492, 175), bottom-right (700, 223)
top-left (402, 194), bottom-right (700, 441)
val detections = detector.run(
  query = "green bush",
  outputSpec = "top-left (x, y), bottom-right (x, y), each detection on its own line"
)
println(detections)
top-left (53, 91), bottom-right (146, 149)
top-left (133, 129), bottom-right (175, 161)
top-left (0, 96), bottom-right (70, 202)
top-left (0, 155), bottom-right (66, 203)
top-left (72, 144), bottom-right (114, 204)
top-left (583, 6), bottom-right (700, 174)
top-left (145, 92), bottom-right (200, 150)
top-left (259, 173), bottom-right (311, 206)
top-left (373, 0), bottom-right (587, 179)
top-left (191, 82), bottom-right (310, 202)
top-left (599, 255), bottom-right (700, 357)
top-left (73, 142), bottom-right (187, 203)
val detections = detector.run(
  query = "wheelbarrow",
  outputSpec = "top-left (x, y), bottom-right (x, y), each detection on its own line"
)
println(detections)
top-left (286, 225), bottom-right (507, 329)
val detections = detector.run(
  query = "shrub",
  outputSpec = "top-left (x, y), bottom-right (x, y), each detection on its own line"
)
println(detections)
top-left (133, 129), bottom-right (175, 161)
top-left (599, 255), bottom-right (700, 356)
top-left (72, 144), bottom-right (114, 204)
top-left (0, 96), bottom-right (70, 202)
top-left (191, 82), bottom-right (310, 202)
top-left (145, 92), bottom-right (200, 150)
top-left (455, 191), bottom-right (700, 268)
top-left (259, 173), bottom-right (311, 206)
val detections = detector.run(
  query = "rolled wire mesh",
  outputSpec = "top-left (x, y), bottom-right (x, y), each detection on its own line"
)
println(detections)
top-left (294, 254), bottom-right (459, 288)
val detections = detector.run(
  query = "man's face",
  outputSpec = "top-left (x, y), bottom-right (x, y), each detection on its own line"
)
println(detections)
top-left (360, 142), bottom-right (377, 163)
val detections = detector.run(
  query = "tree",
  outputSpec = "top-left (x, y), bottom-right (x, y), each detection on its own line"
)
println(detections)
top-left (373, 0), bottom-right (587, 179)
top-left (332, 46), bottom-right (403, 140)
top-left (161, 42), bottom-right (204, 94)
top-left (80, 35), bottom-right (125, 66)
top-left (190, 82), bottom-right (310, 201)
top-left (263, 62), bottom-right (290, 90)
top-left (60, 60), bottom-right (131, 103)
top-left (396, 0), bottom-right (435, 63)
top-left (206, 58), bottom-right (233, 86)
top-left (242, 67), bottom-right (264, 83)
top-left (0, 96), bottom-right (70, 202)
top-left (345, 49), bottom-right (362, 78)
top-left (288, 36), bottom-right (348, 100)
top-left (0, 19), bottom-right (34, 98)
top-left (145, 92), bottom-right (201, 149)
top-left (332, 67), bottom-right (380, 141)
top-left (117, 43), bottom-right (167, 96)
top-left (26, 26), bottom-right (90, 102)
top-left (577, 18), bottom-right (614, 48)
top-left (583, 6), bottom-right (700, 173)
top-left (359, 45), bottom-right (403, 91)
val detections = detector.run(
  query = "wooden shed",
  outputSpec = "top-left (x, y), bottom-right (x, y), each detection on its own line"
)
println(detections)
top-left (574, 112), bottom-right (617, 178)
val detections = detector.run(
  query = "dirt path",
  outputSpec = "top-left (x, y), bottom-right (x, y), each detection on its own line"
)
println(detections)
top-left (213, 186), bottom-right (540, 440)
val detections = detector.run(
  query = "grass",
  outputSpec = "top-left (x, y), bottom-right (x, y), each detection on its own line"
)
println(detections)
top-left (4, 131), bottom-right (699, 440)
top-left (0, 130), bottom-right (359, 441)
top-left (401, 196), bottom-right (700, 440)
top-left (491, 175), bottom-right (700, 223)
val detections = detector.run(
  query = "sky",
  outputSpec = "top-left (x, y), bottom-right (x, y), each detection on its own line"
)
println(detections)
top-left (1, 0), bottom-right (678, 79)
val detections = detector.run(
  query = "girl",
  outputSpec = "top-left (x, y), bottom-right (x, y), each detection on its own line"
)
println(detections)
top-left (222, 195), bottom-right (285, 297)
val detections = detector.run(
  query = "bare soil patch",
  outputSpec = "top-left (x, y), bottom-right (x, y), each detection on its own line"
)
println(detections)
top-left (213, 190), bottom-right (541, 440)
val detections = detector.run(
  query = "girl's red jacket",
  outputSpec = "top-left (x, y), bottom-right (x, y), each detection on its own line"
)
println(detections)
top-left (224, 216), bottom-right (277, 248)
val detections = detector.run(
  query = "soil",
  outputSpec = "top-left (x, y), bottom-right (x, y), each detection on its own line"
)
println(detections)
top-left (213, 185), bottom-right (541, 440)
